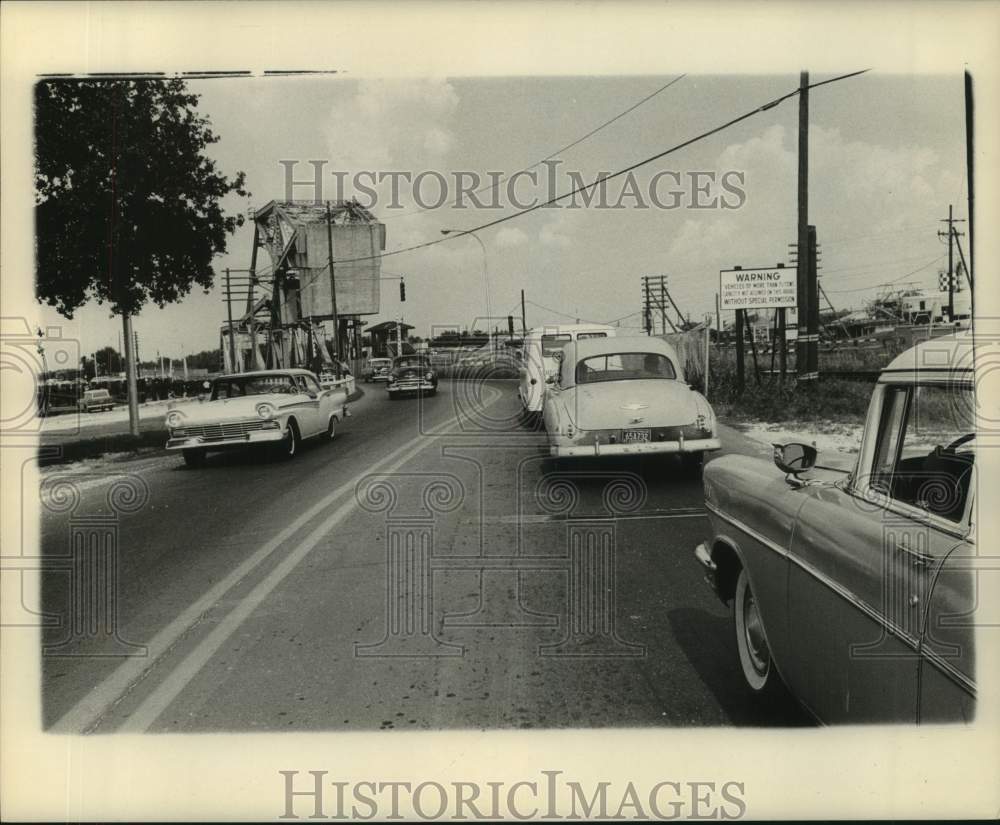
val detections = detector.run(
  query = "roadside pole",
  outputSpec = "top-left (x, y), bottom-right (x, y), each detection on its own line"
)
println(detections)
top-left (521, 288), bottom-right (527, 334)
top-left (796, 70), bottom-right (817, 382)
top-left (326, 202), bottom-right (342, 379)
top-left (225, 267), bottom-right (237, 372)
top-left (122, 311), bottom-right (140, 437)
top-left (735, 308), bottom-right (745, 394)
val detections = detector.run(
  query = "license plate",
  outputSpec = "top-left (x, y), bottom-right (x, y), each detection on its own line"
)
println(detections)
top-left (622, 428), bottom-right (650, 443)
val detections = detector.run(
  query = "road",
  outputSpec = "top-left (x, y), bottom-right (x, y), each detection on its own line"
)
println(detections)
top-left (38, 379), bottom-right (810, 732)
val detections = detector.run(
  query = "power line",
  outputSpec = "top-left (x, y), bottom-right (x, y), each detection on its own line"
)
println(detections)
top-left (387, 74), bottom-right (688, 220)
top-left (301, 68), bottom-right (870, 277)
top-left (824, 254), bottom-right (945, 294)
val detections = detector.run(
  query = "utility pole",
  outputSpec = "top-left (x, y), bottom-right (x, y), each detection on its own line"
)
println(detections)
top-left (521, 288), bottom-right (527, 334)
top-left (643, 277), bottom-right (652, 335)
top-left (224, 268), bottom-right (238, 373)
top-left (326, 201), bottom-right (342, 378)
top-left (122, 312), bottom-right (140, 436)
top-left (938, 205), bottom-right (965, 322)
top-left (795, 72), bottom-right (818, 382)
top-left (776, 263), bottom-right (787, 380)
top-left (965, 71), bottom-right (974, 311)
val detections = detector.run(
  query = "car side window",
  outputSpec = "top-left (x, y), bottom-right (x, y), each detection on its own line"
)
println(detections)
top-left (303, 374), bottom-right (322, 394)
top-left (871, 384), bottom-right (975, 523)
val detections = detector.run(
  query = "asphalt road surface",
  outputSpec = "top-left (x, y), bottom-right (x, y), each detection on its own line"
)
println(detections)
top-left (38, 379), bottom-right (811, 732)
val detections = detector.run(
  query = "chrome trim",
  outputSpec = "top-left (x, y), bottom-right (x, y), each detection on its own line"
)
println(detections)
top-left (706, 502), bottom-right (978, 700)
top-left (921, 645), bottom-right (977, 698)
top-left (704, 501), bottom-right (789, 559)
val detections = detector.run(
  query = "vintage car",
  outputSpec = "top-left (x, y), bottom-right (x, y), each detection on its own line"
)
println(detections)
top-left (541, 336), bottom-right (720, 469)
top-left (386, 354), bottom-right (438, 398)
top-left (518, 323), bottom-right (615, 418)
top-left (165, 369), bottom-right (349, 467)
top-left (78, 388), bottom-right (114, 413)
top-left (363, 357), bottom-right (393, 383)
top-left (694, 333), bottom-right (977, 724)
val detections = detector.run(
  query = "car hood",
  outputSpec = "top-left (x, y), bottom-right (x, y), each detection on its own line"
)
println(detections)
top-left (173, 394), bottom-right (292, 423)
top-left (563, 379), bottom-right (699, 429)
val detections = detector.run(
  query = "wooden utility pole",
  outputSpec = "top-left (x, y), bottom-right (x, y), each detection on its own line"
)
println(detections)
top-left (326, 202), bottom-right (342, 378)
top-left (735, 308), bottom-right (745, 394)
top-left (796, 71), bottom-right (817, 382)
top-left (122, 311), bottom-right (140, 436)
top-left (776, 263), bottom-right (787, 380)
top-left (521, 288), bottom-right (527, 334)
top-left (224, 268), bottom-right (237, 373)
top-left (965, 71), bottom-right (974, 312)
top-left (248, 225), bottom-right (259, 370)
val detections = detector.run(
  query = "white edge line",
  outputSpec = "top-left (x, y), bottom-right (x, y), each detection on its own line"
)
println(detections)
top-left (49, 403), bottom-right (474, 734)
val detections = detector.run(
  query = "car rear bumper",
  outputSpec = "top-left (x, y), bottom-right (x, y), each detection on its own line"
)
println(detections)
top-left (550, 436), bottom-right (721, 457)
top-left (166, 430), bottom-right (285, 451)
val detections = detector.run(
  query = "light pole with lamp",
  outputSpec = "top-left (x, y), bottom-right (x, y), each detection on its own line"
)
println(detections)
top-left (440, 229), bottom-right (492, 350)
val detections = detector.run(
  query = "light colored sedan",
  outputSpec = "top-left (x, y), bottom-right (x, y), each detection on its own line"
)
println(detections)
top-left (541, 336), bottom-right (720, 470)
top-left (165, 369), bottom-right (349, 467)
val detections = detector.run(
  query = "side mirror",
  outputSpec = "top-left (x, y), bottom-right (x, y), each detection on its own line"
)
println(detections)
top-left (773, 442), bottom-right (818, 480)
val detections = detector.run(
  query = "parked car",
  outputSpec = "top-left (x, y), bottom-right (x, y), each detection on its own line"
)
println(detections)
top-left (694, 332), bottom-right (977, 724)
top-left (519, 323), bottom-right (615, 418)
top-left (363, 357), bottom-right (393, 383)
top-left (541, 336), bottom-right (719, 470)
top-left (165, 369), bottom-right (349, 467)
top-left (78, 388), bottom-right (114, 413)
top-left (386, 354), bottom-right (437, 398)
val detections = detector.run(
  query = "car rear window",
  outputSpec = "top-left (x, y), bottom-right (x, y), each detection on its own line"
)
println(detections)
top-left (575, 352), bottom-right (677, 384)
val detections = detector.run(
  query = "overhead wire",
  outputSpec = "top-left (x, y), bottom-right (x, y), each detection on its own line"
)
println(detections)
top-left (295, 68), bottom-right (870, 284)
top-left (386, 74), bottom-right (688, 220)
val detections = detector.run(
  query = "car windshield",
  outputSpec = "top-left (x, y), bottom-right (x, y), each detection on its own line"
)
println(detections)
top-left (541, 334), bottom-right (571, 357)
top-left (394, 357), bottom-right (429, 369)
top-left (575, 352), bottom-right (677, 384)
top-left (211, 374), bottom-right (297, 399)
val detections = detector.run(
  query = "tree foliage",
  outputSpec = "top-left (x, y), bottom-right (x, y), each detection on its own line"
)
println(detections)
top-left (35, 78), bottom-right (248, 318)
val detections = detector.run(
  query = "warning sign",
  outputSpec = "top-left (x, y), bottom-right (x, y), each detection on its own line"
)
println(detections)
top-left (719, 267), bottom-right (797, 310)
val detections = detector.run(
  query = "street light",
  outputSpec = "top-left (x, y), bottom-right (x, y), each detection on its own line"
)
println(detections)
top-left (441, 229), bottom-right (492, 346)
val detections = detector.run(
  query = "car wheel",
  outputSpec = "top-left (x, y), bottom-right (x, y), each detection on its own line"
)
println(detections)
top-left (182, 448), bottom-right (207, 468)
top-left (326, 415), bottom-right (337, 441)
top-left (278, 421), bottom-right (300, 460)
top-left (427, 387), bottom-right (437, 397)
top-left (733, 568), bottom-right (782, 697)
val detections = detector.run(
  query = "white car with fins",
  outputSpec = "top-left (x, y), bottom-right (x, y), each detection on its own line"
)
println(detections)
top-left (165, 369), bottom-right (350, 467)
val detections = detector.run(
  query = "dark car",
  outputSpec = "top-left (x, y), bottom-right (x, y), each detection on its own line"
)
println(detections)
top-left (386, 354), bottom-right (437, 398)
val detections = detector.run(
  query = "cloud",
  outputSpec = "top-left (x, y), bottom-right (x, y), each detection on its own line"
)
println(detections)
top-left (495, 227), bottom-right (528, 249)
top-left (325, 78), bottom-right (459, 188)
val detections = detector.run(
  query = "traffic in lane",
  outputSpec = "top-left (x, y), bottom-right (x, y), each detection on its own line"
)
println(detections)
top-left (41, 378), bottom-right (808, 732)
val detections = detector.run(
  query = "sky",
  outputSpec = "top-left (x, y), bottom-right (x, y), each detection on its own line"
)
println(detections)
top-left (35, 72), bottom-right (968, 358)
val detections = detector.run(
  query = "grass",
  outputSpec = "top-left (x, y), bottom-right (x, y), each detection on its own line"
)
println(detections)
top-left (709, 350), bottom-right (874, 424)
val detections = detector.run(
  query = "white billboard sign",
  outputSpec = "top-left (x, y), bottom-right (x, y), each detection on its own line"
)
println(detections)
top-left (719, 267), bottom-right (797, 310)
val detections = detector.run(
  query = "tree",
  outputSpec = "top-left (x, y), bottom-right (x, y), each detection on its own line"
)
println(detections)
top-left (34, 78), bottom-right (248, 317)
